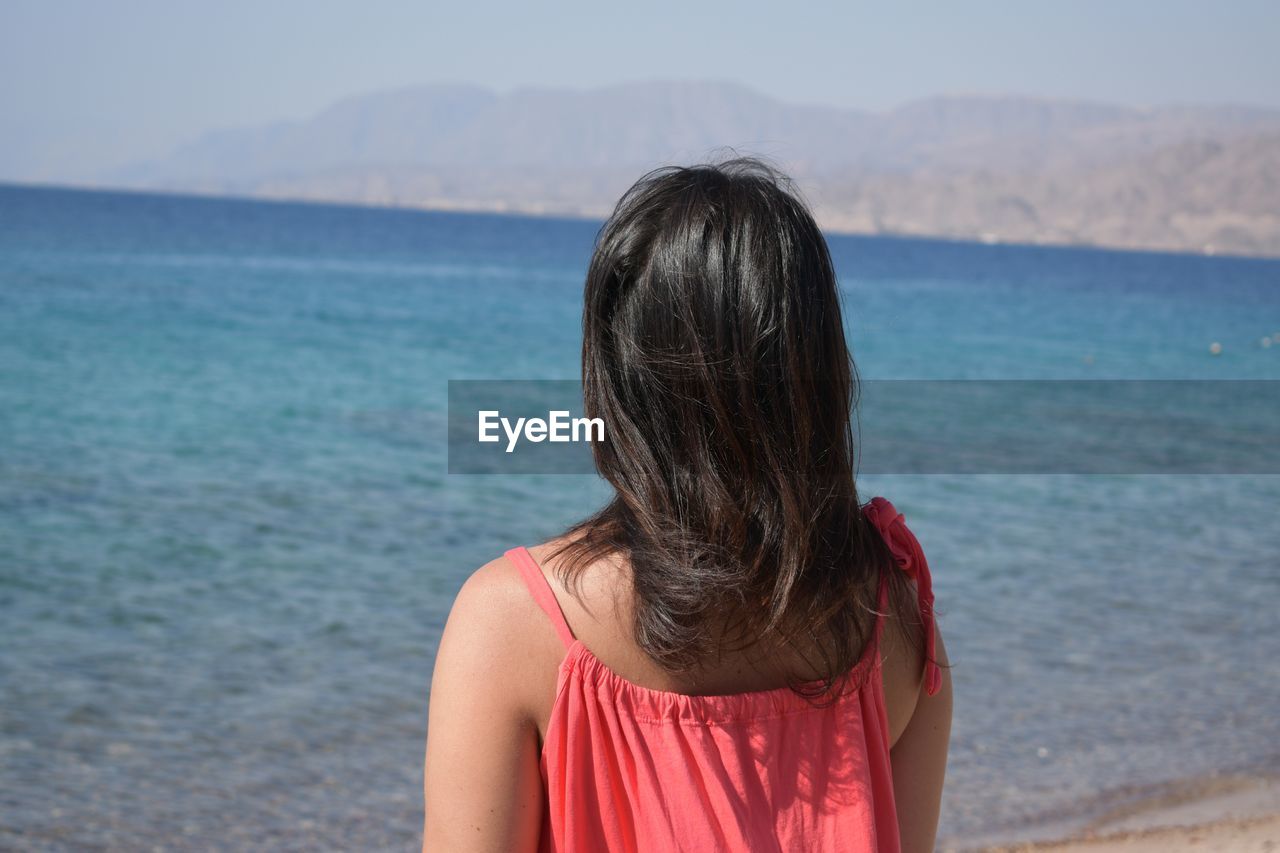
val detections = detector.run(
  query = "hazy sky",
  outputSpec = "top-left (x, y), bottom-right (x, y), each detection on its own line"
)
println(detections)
top-left (2, 0), bottom-right (1278, 179)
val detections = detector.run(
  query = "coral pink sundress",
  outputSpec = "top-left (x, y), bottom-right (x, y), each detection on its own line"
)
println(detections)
top-left (504, 496), bottom-right (939, 853)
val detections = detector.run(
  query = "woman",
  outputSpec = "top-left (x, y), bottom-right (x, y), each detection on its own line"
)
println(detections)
top-left (423, 158), bottom-right (952, 852)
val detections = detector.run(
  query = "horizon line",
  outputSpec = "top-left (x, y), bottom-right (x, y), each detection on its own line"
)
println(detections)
top-left (4, 177), bottom-right (1275, 265)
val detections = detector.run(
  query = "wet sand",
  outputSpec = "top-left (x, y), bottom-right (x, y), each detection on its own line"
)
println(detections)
top-left (978, 775), bottom-right (1279, 852)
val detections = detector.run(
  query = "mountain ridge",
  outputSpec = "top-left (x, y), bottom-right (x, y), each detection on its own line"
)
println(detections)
top-left (107, 81), bottom-right (1280, 257)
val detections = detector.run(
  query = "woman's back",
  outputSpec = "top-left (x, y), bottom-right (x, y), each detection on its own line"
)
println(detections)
top-left (484, 497), bottom-right (946, 853)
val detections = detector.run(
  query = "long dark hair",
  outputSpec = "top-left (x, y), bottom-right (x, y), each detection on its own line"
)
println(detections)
top-left (552, 157), bottom-right (916, 698)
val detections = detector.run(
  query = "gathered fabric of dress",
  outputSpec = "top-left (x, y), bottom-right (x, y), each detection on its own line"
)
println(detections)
top-left (505, 496), bottom-right (939, 853)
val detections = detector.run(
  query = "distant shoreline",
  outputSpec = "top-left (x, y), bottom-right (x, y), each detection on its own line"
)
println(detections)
top-left (5, 178), bottom-right (1278, 263)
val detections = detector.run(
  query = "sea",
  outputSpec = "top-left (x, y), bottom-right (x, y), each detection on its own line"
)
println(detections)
top-left (2, 183), bottom-right (1278, 850)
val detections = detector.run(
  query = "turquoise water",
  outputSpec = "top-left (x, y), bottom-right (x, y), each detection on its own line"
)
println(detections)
top-left (2, 184), bottom-right (1278, 849)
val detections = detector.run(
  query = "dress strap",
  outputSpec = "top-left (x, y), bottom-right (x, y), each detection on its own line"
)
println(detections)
top-left (862, 497), bottom-right (941, 696)
top-left (505, 546), bottom-right (576, 650)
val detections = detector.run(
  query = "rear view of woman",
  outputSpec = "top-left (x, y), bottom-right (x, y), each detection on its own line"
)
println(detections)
top-left (424, 158), bottom-right (952, 852)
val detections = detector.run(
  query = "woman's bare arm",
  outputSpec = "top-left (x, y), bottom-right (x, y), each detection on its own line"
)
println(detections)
top-left (423, 560), bottom-right (546, 853)
top-left (889, 625), bottom-right (953, 853)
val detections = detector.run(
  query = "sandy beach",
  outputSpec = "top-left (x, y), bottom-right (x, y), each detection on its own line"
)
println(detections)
top-left (977, 775), bottom-right (1279, 852)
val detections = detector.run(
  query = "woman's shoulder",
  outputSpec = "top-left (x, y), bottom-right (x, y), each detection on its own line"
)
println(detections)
top-left (448, 537), bottom-right (625, 643)
top-left (434, 547), bottom-right (572, 720)
top-left (445, 541), bottom-right (587, 646)
top-left (448, 550), bottom-right (538, 630)
top-left (861, 495), bottom-right (948, 744)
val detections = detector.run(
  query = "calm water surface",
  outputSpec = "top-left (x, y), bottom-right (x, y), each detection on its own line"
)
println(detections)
top-left (1, 185), bottom-right (1278, 850)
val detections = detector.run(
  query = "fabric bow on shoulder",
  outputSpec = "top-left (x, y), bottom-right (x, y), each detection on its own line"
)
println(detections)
top-left (862, 496), bottom-right (941, 696)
